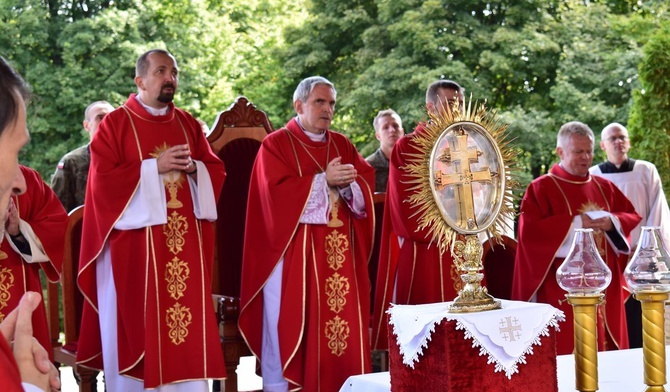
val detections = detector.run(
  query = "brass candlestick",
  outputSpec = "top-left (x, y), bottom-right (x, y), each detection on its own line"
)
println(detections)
top-left (635, 290), bottom-right (669, 392)
top-left (566, 293), bottom-right (603, 392)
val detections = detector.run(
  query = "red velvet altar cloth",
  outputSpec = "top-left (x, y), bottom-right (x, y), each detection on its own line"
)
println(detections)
top-left (388, 318), bottom-right (558, 391)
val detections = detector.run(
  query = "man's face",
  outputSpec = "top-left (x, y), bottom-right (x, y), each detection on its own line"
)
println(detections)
top-left (0, 92), bottom-right (29, 233)
top-left (600, 125), bottom-right (630, 162)
top-left (375, 114), bottom-right (404, 153)
top-left (135, 52), bottom-right (179, 108)
top-left (557, 134), bottom-right (594, 177)
top-left (295, 84), bottom-right (335, 134)
top-left (428, 87), bottom-right (464, 115)
top-left (84, 103), bottom-right (114, 139)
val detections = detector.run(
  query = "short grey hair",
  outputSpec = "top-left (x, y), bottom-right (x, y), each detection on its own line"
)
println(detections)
top-left (293, 76), bottom-right (337, 103)
top-left (557, 121), bottom-right (594, 148)
top-left (373, 109), bottom-right (402, 132)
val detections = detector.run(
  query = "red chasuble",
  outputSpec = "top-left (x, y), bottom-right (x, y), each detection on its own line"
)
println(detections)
top-left (0, 165), bottom-right (67, 358)
top-left (76, 95), bottom-right (226, 387)
top-left (239, 118), bottom-right (375, 391)
top-left (372, 124), bottom-right (461, 350)
top-left (0, 334), bottom-right (22, 392)
top-left (512, 164), bottom-right (641, 354)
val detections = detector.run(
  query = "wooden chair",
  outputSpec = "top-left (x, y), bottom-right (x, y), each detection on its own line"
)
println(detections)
top-left (207, 96), bottom-right (274, 391)
top-left (482, 235), bottom-right (517, 300)
top-left (47, 205), bottom-right (98, 391)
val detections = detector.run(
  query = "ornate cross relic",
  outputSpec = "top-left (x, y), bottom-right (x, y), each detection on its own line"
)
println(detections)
top-left (434, 129), bottom-right (492, 230)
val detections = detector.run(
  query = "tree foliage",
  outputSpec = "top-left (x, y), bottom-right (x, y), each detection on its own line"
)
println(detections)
top-left (2, 0), bottom-right (669, 196)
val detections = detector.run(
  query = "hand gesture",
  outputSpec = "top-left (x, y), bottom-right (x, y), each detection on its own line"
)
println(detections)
top-left (0, 292), bottom-right (60, 392)
top-left (5, 198), bottom-right (19, 236)
top-left (581, 213), bottom-right (614, 232)
top-left (156, 144), bottom-right (193, 174)
top-left (325, 157), bottom-right (358, 188)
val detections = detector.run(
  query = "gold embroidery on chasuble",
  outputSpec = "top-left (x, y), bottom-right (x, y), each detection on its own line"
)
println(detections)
top-left (324, 228), bottom-right (351, 356)
top-left (165, 257), bottom-right (190, 300)
top-left (325, 273), bottom-right (350, 313)
top-left (0, 250), bottom-right (7, 260)
top-left (325, 315), bottom-right (351, 357)
top-left (150, 143), bottom-right (186, 209)
top-left (327, 190), bottom-right (344, 228)
top-left (325, 230), bottom-right (348, 271)
top-left (151, 145), bottom-right (193, 344)
top-left (165, 211), bottom-right (188, 255)
top-left (0, 267), bottom-right (14, 322)
top-left (166, 302), bottom-right (193, 345)
top-left (578, 201), bottom-right (607, 257)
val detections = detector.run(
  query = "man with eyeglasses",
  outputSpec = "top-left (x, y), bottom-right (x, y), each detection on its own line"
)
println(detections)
top-left (589, 122), bottom-right (670, 349)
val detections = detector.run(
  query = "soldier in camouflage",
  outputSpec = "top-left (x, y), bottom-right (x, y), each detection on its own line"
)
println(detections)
top-left (50, 101), bottom-right (114, 211)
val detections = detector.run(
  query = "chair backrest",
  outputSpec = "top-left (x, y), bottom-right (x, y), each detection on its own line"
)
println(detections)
top-left (47, 204), bottom-right (84, 353)
top-left (482, 234), bottom-right (517, 300)
top-left (368, 192), bottom-right (386, 313)
top-left (207, 96), bottom-right (274, 296)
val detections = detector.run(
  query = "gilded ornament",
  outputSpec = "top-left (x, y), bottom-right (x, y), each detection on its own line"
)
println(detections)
top-left (165, 257), bottom-right (190, 300)
top-left (326, 230), bottom-right (349, 271)
top-left (325, 272), bottom-right (350, 313)
top-left (166, 302), bottom-right (192, 345)
top-left (164, 211), bottom-right (189, 255)
top-left (325, 315), bottom-right (350, 356)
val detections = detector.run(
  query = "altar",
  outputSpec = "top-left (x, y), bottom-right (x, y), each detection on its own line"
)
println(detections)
top-left (340, 346), bottom-right (669, 391)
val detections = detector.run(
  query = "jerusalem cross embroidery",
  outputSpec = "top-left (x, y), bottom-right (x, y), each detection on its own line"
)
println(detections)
top-left (499, 316), bottom-right (522, 342)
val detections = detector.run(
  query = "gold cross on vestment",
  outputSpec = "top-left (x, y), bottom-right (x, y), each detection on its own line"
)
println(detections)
top-left (434, 130), bottom-right (492, 229)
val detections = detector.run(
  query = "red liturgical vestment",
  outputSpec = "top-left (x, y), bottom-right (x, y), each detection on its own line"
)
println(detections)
top-left (76, 95), bottom-right (226, 387)
top-left (0, 165), bottom-right (66, 357)
top-left (512, 164), bottom-right (641, 354)
top-left (239, 118), bottom-right (375, 391)
top-left (372, 124), bottom-right (461, 350)
top-left (0, 333), bottom-right (22, 392)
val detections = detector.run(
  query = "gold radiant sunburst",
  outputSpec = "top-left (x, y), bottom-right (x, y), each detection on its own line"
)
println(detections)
top-left (402, 98), bottom-right (520, 256)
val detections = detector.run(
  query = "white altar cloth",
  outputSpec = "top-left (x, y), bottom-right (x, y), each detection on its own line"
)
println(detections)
top-left (340, 346), bottom-right (669, 392)
top-left (389, 300), bottom-right (564, 378)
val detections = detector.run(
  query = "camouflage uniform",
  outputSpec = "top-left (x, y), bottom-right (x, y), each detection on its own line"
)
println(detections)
top-left (365, 148), bottom-right (389, 193)
top-left (51, 144), bottom-right (90, 212)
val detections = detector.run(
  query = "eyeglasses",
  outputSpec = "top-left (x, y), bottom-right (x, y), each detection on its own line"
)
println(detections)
top-left (606, 135), bottom-right (628, 143)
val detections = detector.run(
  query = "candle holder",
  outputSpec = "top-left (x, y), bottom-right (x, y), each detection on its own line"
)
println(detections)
top-left (624, 226), bottom-right (670, 392)
top-left (556, 228), bottom-right (612, 392)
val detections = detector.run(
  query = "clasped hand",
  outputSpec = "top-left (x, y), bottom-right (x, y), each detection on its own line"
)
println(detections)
top-left (156, 144), bottom-right (195, 174)
top-left (326, 157), bottom-right (357, 188)
top-left (581, 213), bottom-right (614, 232)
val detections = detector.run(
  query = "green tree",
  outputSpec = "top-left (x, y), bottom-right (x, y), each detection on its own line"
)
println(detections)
top-left (628, 23), bottom-right (670, 195)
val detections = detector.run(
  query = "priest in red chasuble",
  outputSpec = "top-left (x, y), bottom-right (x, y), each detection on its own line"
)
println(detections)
top-left (239, 76), bottom-right (375, 391)
top-left (1, 165), bottom-right (67, 357)
top-left (76, 49), bottom-right (226, 391)
top-left (512, 121), bottom-right (641, 355)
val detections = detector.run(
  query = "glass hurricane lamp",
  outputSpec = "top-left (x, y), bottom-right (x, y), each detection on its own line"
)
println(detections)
top-left (556, 228), bottom-right (612, 294)
top-left (624, 226), bottom-right (670, 292)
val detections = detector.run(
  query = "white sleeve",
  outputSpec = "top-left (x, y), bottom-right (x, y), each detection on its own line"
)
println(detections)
top-left (300, 173), bottom-right (330, 225)
top-left (114, 159), bottom-right (167, 230)
top-left (186, 160), bottom-right (217, 221)
top-left (4, 219), bottom-right (49, 263)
